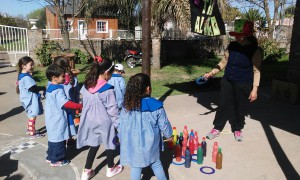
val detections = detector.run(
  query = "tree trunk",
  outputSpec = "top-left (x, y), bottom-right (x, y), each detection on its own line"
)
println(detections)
top-left (287, 0), bottom-right (300, 83)
top-left (152, 38), bottom-right (161, 69)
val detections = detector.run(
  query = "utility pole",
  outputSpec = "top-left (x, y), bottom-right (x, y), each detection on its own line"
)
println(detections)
top-left (141, 0), bottom-right (151, 76)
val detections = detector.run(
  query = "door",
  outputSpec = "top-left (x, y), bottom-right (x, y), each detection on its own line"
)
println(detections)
top-left (78, 20), bottom-right (87, 40)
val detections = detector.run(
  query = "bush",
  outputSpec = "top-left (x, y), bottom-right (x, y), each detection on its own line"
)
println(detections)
top-left (258, 38), bottom-right (285, 63)
top-left (71, 49), bottom-right (92, 64)
top-left (35, 41), bottom-right (58, 66)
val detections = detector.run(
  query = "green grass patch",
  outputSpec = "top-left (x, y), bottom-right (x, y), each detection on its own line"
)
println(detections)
top-left (32, 54), bottom-right (289, 98)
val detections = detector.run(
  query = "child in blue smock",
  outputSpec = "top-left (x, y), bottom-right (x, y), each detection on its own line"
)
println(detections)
top-left (107, 64), bottom-right (126, 110)
top-left (77, 56), bottom-right (123, 180)
top-left (118, 73), bottom-right (173, 180)
top-left (17, 56), bottom-right (45, 138)
top-left (45, 64), bottom-right (82, 167)
top-left (52, 56), bottom-right (79, 147)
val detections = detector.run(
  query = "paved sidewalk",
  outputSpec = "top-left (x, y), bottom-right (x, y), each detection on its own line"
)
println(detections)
top-left (0, 66), bottom-right (299, 180)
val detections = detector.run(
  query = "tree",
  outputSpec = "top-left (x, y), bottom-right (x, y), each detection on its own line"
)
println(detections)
top-left (233, 0), bottom-right (283, 38)
top-left (27, 8), bottom-right (46, 29)
top-left (285, 5), bottom-right (295, 18)
top-left (0, 15), bottom-right (18, 27)
top-left (242, 8), bottom-right (262, 22)
top-left (287, 0), bottom-right (300, 83)
top-left (219, 0), bottom-right (242, 23)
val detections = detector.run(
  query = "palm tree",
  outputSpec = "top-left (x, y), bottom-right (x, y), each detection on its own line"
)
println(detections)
top-left (243, 8), bottom-right (262, 22)
top-left (287, 0), bottom-right (300, 83)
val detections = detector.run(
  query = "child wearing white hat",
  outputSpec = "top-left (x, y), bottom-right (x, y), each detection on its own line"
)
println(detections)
top-left (108, 64), bottom-right (126, 110)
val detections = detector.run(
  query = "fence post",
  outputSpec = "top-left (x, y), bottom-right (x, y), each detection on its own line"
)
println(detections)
top-left (28, 29), bottom-right (43, 65)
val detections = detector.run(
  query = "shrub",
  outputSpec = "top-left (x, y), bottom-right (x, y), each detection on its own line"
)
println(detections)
top-left (35, 41), bottom-right (58, 66)
top-left (258, 38), bottom-right (285, 63)
top-left (71, 49), bottom-right (91, 64)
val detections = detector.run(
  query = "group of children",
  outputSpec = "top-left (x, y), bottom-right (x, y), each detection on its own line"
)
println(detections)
top-left (17, 55), bottom-right (173, 180)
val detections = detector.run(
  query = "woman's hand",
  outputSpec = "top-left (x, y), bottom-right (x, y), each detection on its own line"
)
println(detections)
top-left (249, 86), bottom-right (258, 102)
top-left (203, 71), bottom-right (214, 79)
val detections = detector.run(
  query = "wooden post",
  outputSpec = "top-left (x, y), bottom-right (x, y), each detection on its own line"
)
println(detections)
top-left (142, 0), bottom-right (151, 76)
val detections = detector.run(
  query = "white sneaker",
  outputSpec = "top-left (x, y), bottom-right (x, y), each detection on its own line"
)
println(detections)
top-left (106, 164), bottom-right (123, 178)
top-left (81, 169), bottom-right (95, 180)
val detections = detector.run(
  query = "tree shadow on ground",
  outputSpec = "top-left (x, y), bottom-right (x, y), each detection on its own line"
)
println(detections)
top-left (0, 152), bottom-right (19, 179)
top-left (36, 126), bottom-right (47, 135)
top-left (0, 106), bottom-right (24, 122)
top-left (163, 77), bottom-right (300, 179)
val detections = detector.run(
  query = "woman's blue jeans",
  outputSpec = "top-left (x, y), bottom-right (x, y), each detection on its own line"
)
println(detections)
top-left (130, 159), bottom-right (167, 180)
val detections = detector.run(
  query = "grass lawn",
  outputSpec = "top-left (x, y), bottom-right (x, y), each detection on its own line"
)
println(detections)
top-left (33, 55), bottom-right (289, 99)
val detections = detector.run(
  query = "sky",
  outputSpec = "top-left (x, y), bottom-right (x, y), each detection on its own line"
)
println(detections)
top-left (0, 0), bottom-right (47, 18)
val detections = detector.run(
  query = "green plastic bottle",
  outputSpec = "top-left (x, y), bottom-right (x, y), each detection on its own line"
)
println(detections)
top-left (197, 145), bottom-right (203, 164)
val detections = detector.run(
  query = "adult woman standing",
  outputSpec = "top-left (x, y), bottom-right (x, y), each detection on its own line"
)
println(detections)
top-left (204, 19), bottom-right (263, 142)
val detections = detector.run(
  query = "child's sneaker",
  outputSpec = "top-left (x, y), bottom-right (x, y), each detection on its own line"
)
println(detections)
top-left (29, 133), bottom-right (44, 139)
top-left (106, 164), bottom-right (123, 177)
top-left (234, 131), bottom-right (243, 142)
top-left (50, 160), bottom-right (70, 167)
top-left (26, 130), bottom-right (40, 135)
top-left (206, 128), bottom-right (220, 140)
top-left (81, 169), bottom-right (95, 180)
top-left (46, 159), bottom-right (51, 163)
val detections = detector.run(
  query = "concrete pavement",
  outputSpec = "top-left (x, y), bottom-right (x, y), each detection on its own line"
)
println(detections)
top-left (0, 66), bottom-right (299, 180)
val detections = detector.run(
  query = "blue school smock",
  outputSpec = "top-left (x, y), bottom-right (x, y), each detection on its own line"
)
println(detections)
top-left (47, 80), bottom-right (77, 136)
top-left (77, 84), bottom-right (119, 150)
top-left (18, 73), bottom-right (43, 118)
top-left (118, 97), bottom-right (173, 167)
top-left (45, 84), bottom-right (69, 142)
top-left (107, 74), bottom-right (126, 109)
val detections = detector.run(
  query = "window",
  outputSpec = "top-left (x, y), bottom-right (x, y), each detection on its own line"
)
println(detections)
top-left (66, 20), bottom-right (73, 32)
top-left (96, 21), bottom-right (108, 33)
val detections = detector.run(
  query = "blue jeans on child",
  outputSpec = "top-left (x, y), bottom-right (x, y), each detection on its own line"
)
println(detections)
top-left (46, 141), bottom-right (66, 163)
top-left (130, 159), bottom-right (166, 180)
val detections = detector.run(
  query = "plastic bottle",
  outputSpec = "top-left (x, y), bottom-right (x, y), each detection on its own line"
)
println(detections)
top-left (194, 131), bottom-right (199, 152)
top-left (175, 141), bottom-right (182, 162)
top-left (189, 133), bottom-right (194, 154)
top-left (212, 142), bottom-right (218, 163)
top-left (179, 132), bottom-right (184, 147)
top-left (184, 147), bottom-right (191, 168)
top-left (74, 110), bottom-right (80, 124)
top-left (172, 127), bottom-right (177, 146)
top-left (216, 148), bottom-right (223, 170)
top-left (182, 139), bottom-right (187, 157)
top-left (201, 137), bottom-right (207, 157)
top-left (197, 144), bottom-right (203, 164)
top-left (183, 125), bottom-right (188, 141)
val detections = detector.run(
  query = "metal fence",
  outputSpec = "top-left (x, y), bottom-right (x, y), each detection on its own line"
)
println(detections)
top-left (42, 29), bottom-right (142, 40)
top-left (42, 29), bottom-right (190, 40)
top-left (0, 25), bottom-right (29, 66)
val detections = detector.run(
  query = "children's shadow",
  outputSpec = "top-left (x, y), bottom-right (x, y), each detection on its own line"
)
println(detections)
top-left (141, 142), bottom-right (173, 180)
top-left (66, 141), bottom-right (89, 161)
top-left (94, 145), bottom-right (121, 174)
top-left (36, 126), bottom-right (47, 135)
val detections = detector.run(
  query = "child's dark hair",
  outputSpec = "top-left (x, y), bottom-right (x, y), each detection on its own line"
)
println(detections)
top-left (53, 56), bottom-right (74, 85)
top-left (18, 56), bottom-right (34, 74)
top-left (84, 57), bottom-right (114, 89)
top-left (46, 64), bottom-right (65, 81)
top-left (124, 73), bottom-right (151, 111)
